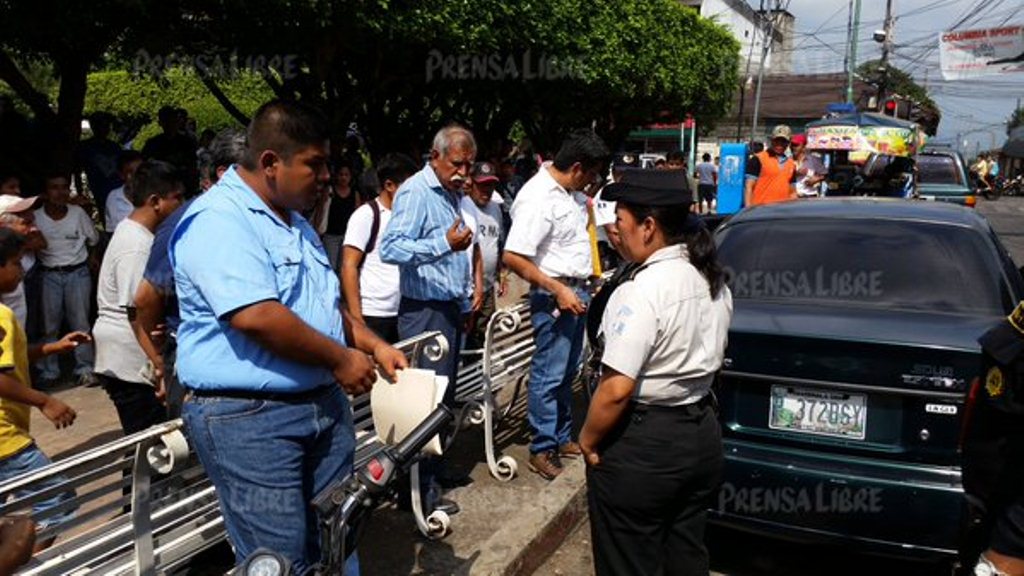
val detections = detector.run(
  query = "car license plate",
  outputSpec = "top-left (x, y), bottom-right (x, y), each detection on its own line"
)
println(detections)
top-left (769, 386), bottom-right (867, 440)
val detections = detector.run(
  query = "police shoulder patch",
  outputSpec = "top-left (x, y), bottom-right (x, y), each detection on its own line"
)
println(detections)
top-left (986, 365), bottom-right (1005, 398)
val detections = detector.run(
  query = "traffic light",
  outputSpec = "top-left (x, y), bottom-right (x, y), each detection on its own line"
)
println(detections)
top-left (880, 97), bottom-right (910, 119)
top-left (883, 99), bottom-right (898, 116)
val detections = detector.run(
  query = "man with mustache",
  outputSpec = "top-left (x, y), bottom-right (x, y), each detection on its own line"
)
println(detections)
top-left (379, 124), bottom-right (476, 516)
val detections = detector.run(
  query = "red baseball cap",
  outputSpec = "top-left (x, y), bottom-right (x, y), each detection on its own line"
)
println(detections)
top-left (790, 134), bottom-right (807, 146)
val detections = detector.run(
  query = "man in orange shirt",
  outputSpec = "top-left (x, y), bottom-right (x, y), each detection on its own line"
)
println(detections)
top-left (744, 125), bottom-right (798, 207)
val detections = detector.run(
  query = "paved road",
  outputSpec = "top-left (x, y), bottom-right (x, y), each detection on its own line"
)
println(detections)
top-left (978, 196), bottom-right (1024, 264)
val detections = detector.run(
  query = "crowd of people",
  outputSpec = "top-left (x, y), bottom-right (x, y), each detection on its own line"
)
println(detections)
top-left (0, 97), bottom-right (738, 575)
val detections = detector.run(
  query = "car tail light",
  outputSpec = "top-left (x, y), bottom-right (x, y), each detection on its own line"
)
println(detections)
top-left (958, 376), bottom-right (981, 451)
top-left (965, 195), bottom-right (977, 208)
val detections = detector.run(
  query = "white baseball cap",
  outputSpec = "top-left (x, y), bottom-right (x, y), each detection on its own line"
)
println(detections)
top-left (0, 195), bottom-right (40, 215)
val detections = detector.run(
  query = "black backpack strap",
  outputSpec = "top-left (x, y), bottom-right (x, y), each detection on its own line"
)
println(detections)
top-left (358, 200), bottom-right (382, 269)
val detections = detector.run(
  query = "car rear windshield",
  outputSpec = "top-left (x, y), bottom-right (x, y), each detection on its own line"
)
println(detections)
top-left (716, 218), bottom-right (1005, 315)
top-left (917, 154), bottom-right (964, 185)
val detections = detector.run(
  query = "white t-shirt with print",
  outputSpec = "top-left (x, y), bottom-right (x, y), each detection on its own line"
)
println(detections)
top-left (460, 195), bottom-right (502, 288)
top-left (34, 205), bottom-right (99, 267)
top-left (342, 200), bottom-right (400, 317)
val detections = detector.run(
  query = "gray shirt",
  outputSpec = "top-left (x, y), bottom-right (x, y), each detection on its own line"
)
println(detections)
top-left (695, 162), bottom-right (718, 186)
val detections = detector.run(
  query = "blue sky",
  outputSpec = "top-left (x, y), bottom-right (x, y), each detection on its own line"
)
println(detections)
top-left (782, 0), bottom-right (1022, 153)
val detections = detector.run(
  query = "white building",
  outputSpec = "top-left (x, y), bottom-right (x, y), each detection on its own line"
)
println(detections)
top-left (679, 0), bottom-right (794, 75)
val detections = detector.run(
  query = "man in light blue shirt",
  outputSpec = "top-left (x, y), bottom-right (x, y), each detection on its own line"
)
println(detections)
top-left (170, 100), bottom-right (406, 574)
top-left (379, 124), bottom-right (476, 515)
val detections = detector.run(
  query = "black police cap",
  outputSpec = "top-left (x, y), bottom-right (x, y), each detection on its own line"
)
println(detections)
top-left (602, 167), bottom-right (692, 206)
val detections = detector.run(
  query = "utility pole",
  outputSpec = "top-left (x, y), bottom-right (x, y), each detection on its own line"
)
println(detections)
top-left (750, 0), bottom-right (775, 144)
top-left (845, 0), bottom-right (861, 104)
top-left (877, 0), bottom-right (895, 102)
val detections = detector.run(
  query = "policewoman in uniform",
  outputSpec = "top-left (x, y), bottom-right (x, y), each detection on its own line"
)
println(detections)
top-left (579, 169), bottom-right (733, 576)
top-left (961, 301), bottom-right (1024, 576)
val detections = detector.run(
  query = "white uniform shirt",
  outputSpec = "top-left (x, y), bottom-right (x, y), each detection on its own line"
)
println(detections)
top-left (34, 205), bottom-right (99, 267)
top-left (505, 163), bottom-right (592, 279)
top-left (601, 245), bottom-right (733, 406)
top-left (342, 200), bottom-right (400, 317)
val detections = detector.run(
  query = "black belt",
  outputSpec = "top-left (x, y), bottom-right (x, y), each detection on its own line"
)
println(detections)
top-left (41, 261), bottom-right (87, 273)
top-left (553, 276), bottom-right (593, 289)
top-left (632, 394), bottom-right (716, 415)
top-left (188, 384), bottom-right (335, 403)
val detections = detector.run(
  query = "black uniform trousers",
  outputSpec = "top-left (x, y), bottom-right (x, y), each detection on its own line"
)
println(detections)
top-left (587, 398), bottom-right (723, 576)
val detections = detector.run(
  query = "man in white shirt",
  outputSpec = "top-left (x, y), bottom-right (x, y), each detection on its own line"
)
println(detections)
top-left (0, 195), bottom-right (46, 328)
top-left (503, 129), bottom-right (610, 480)
top-left (94, 160), bottom-right (184, 435)
top-left (34, 173), bottom-right (100, 387)
top-left (340, 153), bottom-right (418, 344)
top-left (462, 161), bottom-right (506, 348)
top-left (104, 150), bottom-right (143, 233)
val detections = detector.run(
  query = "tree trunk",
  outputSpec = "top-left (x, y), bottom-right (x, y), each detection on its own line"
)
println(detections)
top-left (51, 57), bottom-right (90, 174)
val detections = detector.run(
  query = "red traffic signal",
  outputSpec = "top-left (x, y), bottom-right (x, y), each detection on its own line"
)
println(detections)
top-left (884, 99), bottom-right (897, 115)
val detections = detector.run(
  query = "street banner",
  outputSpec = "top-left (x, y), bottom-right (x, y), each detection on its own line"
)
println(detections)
top-left (940, 25), bottom-right (1024, 80)
top-left (807, 125), bottom-right (921, 162)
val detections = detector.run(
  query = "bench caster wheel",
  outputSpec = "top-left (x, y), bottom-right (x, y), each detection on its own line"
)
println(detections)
top-left (495, 456), bottom-right (518, 482)
top-left (425, 510), bottom-right (450, 539)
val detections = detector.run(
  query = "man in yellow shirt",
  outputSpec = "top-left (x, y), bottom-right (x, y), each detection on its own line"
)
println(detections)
top-left (0, 228), bottom-right (91, 549)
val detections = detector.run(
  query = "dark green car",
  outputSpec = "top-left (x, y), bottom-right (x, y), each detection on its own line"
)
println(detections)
top-left (711, 199), bottom-right (1023, 560)
top-left (915, 148), bottom-right (978, 207)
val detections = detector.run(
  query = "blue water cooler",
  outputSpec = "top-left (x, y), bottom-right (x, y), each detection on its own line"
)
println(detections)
top-left (717, 143), bottom-right (747, 214)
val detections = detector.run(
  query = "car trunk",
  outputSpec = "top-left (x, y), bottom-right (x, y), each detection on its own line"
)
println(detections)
top-left (719, 301), bottom-right (996, 467)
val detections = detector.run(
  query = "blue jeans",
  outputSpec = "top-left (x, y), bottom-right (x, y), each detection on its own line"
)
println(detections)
top-left (528, 287), bottom-right (590, 454)
top-left (182, 386), bottom-right (359, 575)
top-left (39, 266), bottom-right (94, 379)
top-left (0, 444), bottom-right (77, 530)
top-left (397, 298), bottom-right (462, 407)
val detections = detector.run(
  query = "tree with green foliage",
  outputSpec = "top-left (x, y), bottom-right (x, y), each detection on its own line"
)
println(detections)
top-left (2, 0), bottom-right (740, 178)
top-left (856, 60), bottom-right (941, 135)
top-left (0, 1), bottom-right (175, 173)
top-left (147, 0), bottom-right (739, 154)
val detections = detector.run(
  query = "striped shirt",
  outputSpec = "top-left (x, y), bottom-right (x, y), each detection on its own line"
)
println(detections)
top-left (379, 164), bottom-right (471, 304)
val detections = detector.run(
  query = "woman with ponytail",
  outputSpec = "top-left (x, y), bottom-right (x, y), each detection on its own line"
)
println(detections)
top-left (579, 168), bottom-right (732, 576)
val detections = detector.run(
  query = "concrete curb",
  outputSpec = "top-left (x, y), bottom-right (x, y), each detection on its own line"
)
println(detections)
top-left (469, 458), bottom-right (588, 576)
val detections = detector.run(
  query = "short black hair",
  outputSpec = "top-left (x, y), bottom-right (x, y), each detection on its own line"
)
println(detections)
top-left (666, 150), bottom-right (686, 164)
top-left (43, 170), bottom-right (70, 184)
top-left (242, 99), bottom-right (330, 170)
top-left (0, 228), bottom-right (25, 267)
top-left (376, 153), bottom-right (419, 188)
top-left (129, 160), bottom-right (183, 207)
top-left (157, 106), bottom-right (177, 124)
top-left (117, 150), bottom-right (144, 173)
top-left (702, 153), bottom-right (711, 162)
top-left (552, 129), bottom-right (610, 173)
